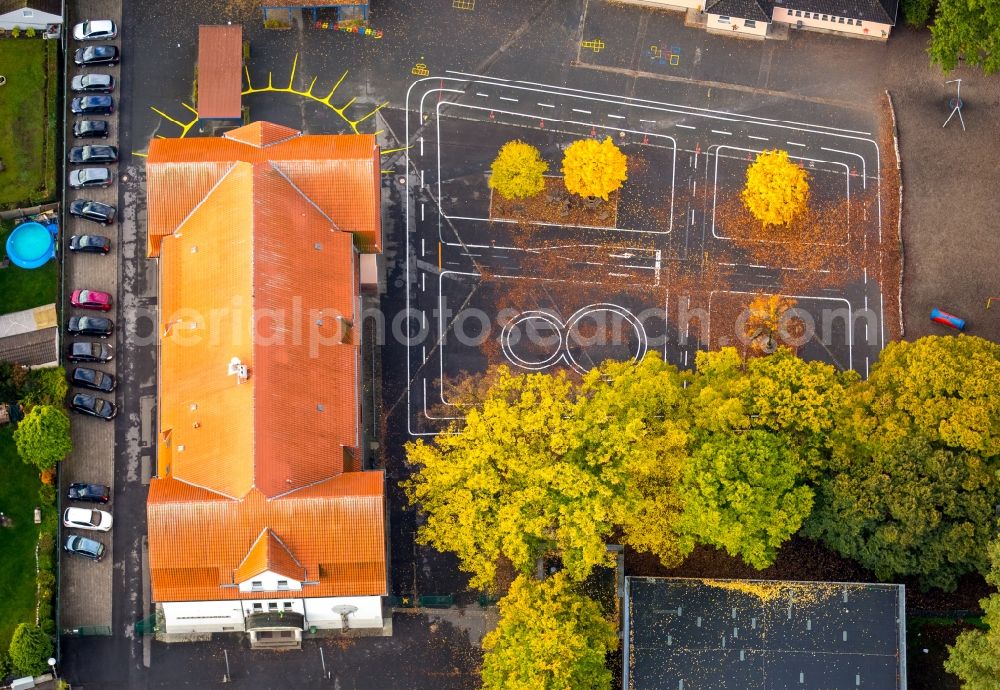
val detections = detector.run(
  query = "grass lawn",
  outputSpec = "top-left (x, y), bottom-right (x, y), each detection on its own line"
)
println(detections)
top-left (0, 219), bottom-right (58, 314)
top-left (0, 39), bottom-right (57, 208)
top-left (0, 427), bottom-right (42, 652)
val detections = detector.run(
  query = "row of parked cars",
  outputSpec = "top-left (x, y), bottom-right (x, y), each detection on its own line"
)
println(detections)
top-left (65, 18), bottom-right (119, 427)
top-left (62, 20), bottom-right (121, 563)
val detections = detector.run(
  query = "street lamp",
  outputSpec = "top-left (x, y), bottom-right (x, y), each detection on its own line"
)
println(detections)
top-left (47, 657), bottom-right (58, 680)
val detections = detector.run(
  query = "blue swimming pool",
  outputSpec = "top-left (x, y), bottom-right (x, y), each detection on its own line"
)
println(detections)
top-left (6, 221), bottom-right (56, 269)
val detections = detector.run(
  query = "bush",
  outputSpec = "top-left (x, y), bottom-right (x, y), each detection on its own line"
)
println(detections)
top-left (36, 570), bottom-right (55, 589)
top-left (25, 27), bottom-right (36, 37)
top-left (38, 483), bottom-right (56, 506)
top-left (40, 619), bottom-right (55, 636)
top-left (8, 623), bottom-right (52, 676)
top-left (10, 27), bottom-right (20, 38)
top-left (23, 367), bottom-right (69, 408)
top-left (0, 651), bottom-right (11, 680)
top-left (0, 361), bottom-right (29, 401)
top-left (263, 18), bottom-right (289, 29)
top-left (37, 531), bottom-right (54, 553)
top-left (488, 140), bottom-right (548, 201)
top-left (40, 467), bottom-right (55, 485)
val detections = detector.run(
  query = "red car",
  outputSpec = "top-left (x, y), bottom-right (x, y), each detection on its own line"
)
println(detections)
top-left (71, 289), bottom-right (113, 312)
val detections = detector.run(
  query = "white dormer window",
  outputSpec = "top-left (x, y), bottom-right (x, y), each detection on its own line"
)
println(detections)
top-left (251, 580), bottom-right (263, 590)
top-left (277, 580), bottom-right (289, 590)
top-left (22, 9), bottom-right (34, 17)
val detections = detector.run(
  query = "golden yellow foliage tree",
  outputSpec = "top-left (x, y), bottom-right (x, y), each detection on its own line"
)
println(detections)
top-left (489, 140), bottom-right (549, 200)
top-left (561, 137), bottom-right (628, 201)
top-left (742, 149), bottom-right (810, 227)
top-left (743, 294), bottom-right (800, 353)
top-left (481, 573), bottom-right (617, 690)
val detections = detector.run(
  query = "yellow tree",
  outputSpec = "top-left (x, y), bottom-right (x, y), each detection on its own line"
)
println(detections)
top-left (561, 137), bottom-right (628, 200)
top-left (481, 573), bottom-right (617, 690)
top-left (742, 149), bottom-right (810, 227)
top-left (489, 140), bottom-right (549, 200)
top-left (743, 294), bottom-right (800, 354)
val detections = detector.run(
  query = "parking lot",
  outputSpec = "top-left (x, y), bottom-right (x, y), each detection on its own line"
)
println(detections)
top-left (59, 0), bottom-right (121, 633)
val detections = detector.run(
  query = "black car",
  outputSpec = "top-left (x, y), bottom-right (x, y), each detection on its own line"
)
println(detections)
top-left (67, 341), bottom-right (113, 362)
top-left (67, 482), bottom-right (111, 504)
top-left (67, 316), bottom-right (113, 338)
top-left (70, 73), bottom-right (115, 93)
top-left (63, 534), bottom-right (106, 561)
top-left (69, 199), bottom-right (116, 225)
top-left (68, 145), bottom-right (118, 165)
top-left (68, 234), bottom-right (111, 254)
top-left (70, 95), bottom-right (114, 116)
top-left (70, 393), bottom-right (117, 420)
top-left (69, 167), bottom-right (112, 189)
top-left (74, 45), bottom-right (119, 66)
top-left (73, 119), bottom-right (108, 139)
top-left (70, 367), bottom-right (115, 393)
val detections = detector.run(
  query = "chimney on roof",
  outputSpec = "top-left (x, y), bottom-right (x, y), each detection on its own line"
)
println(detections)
top-left (228, 356), bottom-right (249, 384)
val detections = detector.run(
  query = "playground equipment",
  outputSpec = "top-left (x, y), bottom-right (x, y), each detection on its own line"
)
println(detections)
top-left (930, 308), bottom-right (965, 331)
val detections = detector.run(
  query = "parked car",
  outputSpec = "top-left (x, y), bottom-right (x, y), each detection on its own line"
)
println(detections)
top-left (68, 200), bottom-right (116, 226)
top-left (70, 95), bottom-right (114, 116)
top-left (70, 393), bottom-right (117, 420)
top-left (67, 316), bottom-right (113, 338)
top-left (70, 366), bottom-right (116, 393)
top-left (67, 341), bottom-right (113, 363)
top-left (74, 45), bottom-right (119, 67)
top-left (63, 507), bottom-right (113, 532)
top-left (63, 535), bottom-right (106, 561)
top-left (67, 483), bottom-right (111, 504)
top-left (69, 234), bottom-right (111, 254)
top-left (73, 119), bottom-right (109, 139)
top-left (68, 145), bottom-right (118, 165)
top-left (71, 289), bottom-right (113, 312)
top-left (70, 74), bottom-right (115, 93)
top-left (69, 167), bottom-right (112, 189)
top-left (72, 20), bottom-right (118, 41)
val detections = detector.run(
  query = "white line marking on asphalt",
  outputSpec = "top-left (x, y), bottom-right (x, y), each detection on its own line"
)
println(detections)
top-left (498, 96), bottom-right (519, 102)
top-left (422, 272), bottom-right (426, 291)
top-left (712, 129), bottom-right (732, 135)
top-left (676, 123), bottom-right (696, 130)
top-left (640, 119), bottom-right (656, 124)
top-left (421, 238), bottom-right (425, 256)
top-left (863, 267), bottom-right (868, 284)
top-left (475, 92), bottom-right (490, 97)
top-left (787, 141), bottom-right (806, 146)
top-left (537, 102), bottom-right (555, 108)
top-left (572, 108), bottom-right (592, 114)
top-left (420, 169), bottom-right (424, 187)
top-left (693, 180), bottom-right (697, 196)
top-left (421, 203), bottom-right (425, 221)
top-left (684, 351), bottom-right (688, 366)
top-left (419, 137), bottom-right (424, 155)
top-left (748, 135), bottom-right (769, 141)
top-left (608, 114), bottom-right (625, 119)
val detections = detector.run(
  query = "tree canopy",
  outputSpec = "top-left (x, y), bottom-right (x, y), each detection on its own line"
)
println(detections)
top-left (23, 367), bottom-right (69, 408)
top-left (8, 623), bottom-right (53, 676)
top-left (405, 355), bottom-right (689, 590)
top-left (929, 0), bottom-right (1000, 76)
top-left (945, 537), bottom-right (1000, 688)
top-left (481, 573), bottom-right (617, 690)
top-left (561, 137), bottom-right (628, 201)
top-left (489, 140), bottom-right (549, 200)
top-left (741, 149), bottom-right (810, 227)
top-left (679, 430), bottom-right (814, 569)
top-left (13, 404), bottom-right (72, 471)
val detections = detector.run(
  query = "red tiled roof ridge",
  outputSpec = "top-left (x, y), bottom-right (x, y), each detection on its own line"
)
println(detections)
top-left (224, 121), bottom-right (302, 148)
top-left (268, 162), bottom-right (343, 232)
top-left (168, 161), bottom-right (239, 239)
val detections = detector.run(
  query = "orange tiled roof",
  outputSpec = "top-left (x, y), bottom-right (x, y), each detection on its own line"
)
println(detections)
top-left (146, 123), bottom-right (381, 255)
top-left (148, 474), bottom-right (386, 602)
top-left (145, 122), bottom-right (385, 603)
top-left (234, 528), bottom-right (307, 583)
top-left (197, 26), bottom-right (243, 120)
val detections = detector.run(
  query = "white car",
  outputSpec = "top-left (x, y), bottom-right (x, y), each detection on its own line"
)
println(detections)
top-left (73, 20), bottom-right (118, 41)
top-left (63, 506), bottom-right (113, 532)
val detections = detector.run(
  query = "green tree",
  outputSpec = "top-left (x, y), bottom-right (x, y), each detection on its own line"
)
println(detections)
top-left (806, 337), bottom-right (1000, 590)
top-left (678, 430), bottom-right (814, 568)
top-left (741, 149), bottom-right (810, 227)
top-left (561, 137), bottom-right (628, 201)
top-left (945, 538), bottom-right (1000, 688)
top-left (489, 140), bottom-right (549, 200)
top-left (481, 573), bottom-right (617, 690)
top-left (902, 0), bottom-right (936, 27)
top-left (23, 367), bottom-right (69, 407)
top-left (405, 354), bottom-right (690, 590)
top-left (8, 623), bottom-right (53, 676)
top-left (929, 0), bottom-right (1000, 75)
top-left (13, 404), bottom-right (72, 471)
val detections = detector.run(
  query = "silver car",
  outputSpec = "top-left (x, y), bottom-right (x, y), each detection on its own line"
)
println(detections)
top-left (69, 167), bottom-right (112, 189)
top-left (73, 20), bottom-right (118, 41)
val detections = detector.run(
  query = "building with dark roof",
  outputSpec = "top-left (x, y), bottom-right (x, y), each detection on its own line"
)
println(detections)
top-left (634, 0), bottom-right (898, 39)
top-left (0, 0), bottom-right (61, 31)
top-left (624, 577), bottom-right (907, 690)
top-left (0, 304), bottom-right (58, 368)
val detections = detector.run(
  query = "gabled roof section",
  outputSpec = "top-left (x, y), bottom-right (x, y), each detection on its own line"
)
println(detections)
top-left (775, 0), bottom-right (897, 23)
top-left (706, 0), bottom-right (773, 21)
top-left (234, 528), bottom-right (306, 583)
top-left (225, 121), bottom-right (301, 148)
top-left (0, 0), bottom-right (61, 16)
